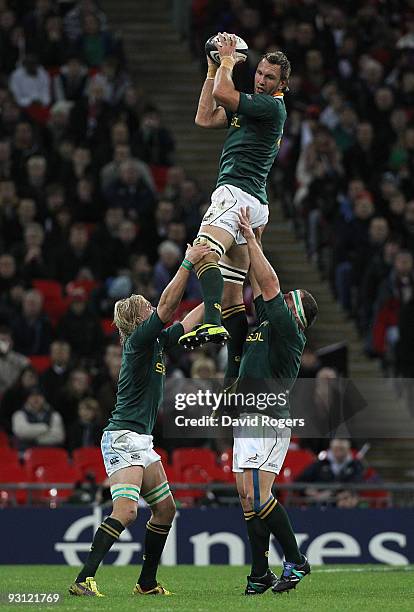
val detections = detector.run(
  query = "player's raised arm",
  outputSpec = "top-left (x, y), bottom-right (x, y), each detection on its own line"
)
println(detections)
top-left (195, 54), bottom-right (228, 129)
top-left (157, 243), bottom-right (211, 323)
top-left (238, 208), bottom-right (280, 301)
top-left (212, 33), bottom-right (243, 112)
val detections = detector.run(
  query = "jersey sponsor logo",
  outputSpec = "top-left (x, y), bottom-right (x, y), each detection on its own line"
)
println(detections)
top-left (155, 362), bottom-right (166, 375)
top-left (246, 331), bottom-right (265, 342)
top-left (230, 115), bottom-right (241, 128)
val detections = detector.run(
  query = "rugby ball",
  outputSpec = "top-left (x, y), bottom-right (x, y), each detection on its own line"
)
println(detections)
top-left (205, 34), bottom-right (248, 66)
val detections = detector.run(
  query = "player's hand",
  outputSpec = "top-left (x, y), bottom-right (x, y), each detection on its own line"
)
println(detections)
top-left (185, 242), bottom-right (211, 265)
top-left (238, 207), bottom-right (255, 241)
top-left (216, 32), bottom-right (245, 63)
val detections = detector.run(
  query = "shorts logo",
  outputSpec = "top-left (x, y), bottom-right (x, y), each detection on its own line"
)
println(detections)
top-left (267, 462), bottom-right (277, 468)
top-left (203, 210), bottom-right (214, 223)
top-left (130, 453), bottom-right (142, 460)
top-left (245, 454), bottom-right (259, 463)
top-left (110, 457), bottom-right (120, 465)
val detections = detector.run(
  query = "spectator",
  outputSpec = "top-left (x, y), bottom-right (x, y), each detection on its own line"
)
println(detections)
top-left (75, 11), bottom-right (116, 68)
top-left (64, 0), bottom-right (107, 42)
top-left (93, 341), bottom-right (121, 391)
top-left (12, 387), bottom-right (65, 451)
top-left (102, 159), bottom-right (156, 219)
top-left (0, 325), bottom-right (29, 395)
top-left (54, 223), bottom-right (101, 283)
top-left (95, 353), bottom-right (121, 422)
top-left (100, 145), bottom-right (155, 193)
top-left (0, 365), bottom-right (38, 433)
top-left (297, 438), bottom-right (364, 504)
top-left (72, 177), bottom-right (102, 223)
top-left (36, 14), bottom-right (69, 69)
top-left (11, 289), bottom-right (52, 356)
top-left (112, 220), bottom-right (140, 269)
top-left (67, 397), bottom-right (102, 451)
top-left (56, 285), bottom-right (104, 360)
top-left (40, 340), bottom-right (72, 409)
top-left (132, 106), bottom-right (175, 166)
top-left (130, 254), bottom-right (156, 302)
top-left (52, 55), bottom-right (89, 103)
top-left (12, 222), bottom-right (51, 282)
top-left (57, 367), bottom-right (91, 427)
top-left (9, 53), bottom-right (51, 109)
top-left (0, 138), bottom-right (13, 180)
top-left (153, 240), bottom-right (200, 300)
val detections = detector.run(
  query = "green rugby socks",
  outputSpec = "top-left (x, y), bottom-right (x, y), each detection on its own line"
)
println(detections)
top-left (196, 264), bottom-right (223, 325)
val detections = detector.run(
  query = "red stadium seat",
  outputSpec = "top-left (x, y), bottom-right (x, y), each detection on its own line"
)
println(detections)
top-left (33, 465), bottom-right (82, 500)
top-left (24, 447), bottom-right (69, 477)
top-left (29, 355), bottom-right (51, 374)
top-left (282, 449), bottom-right (316, 481)
top-left (172, 448), bottom-right (220, 481)
top-left (32, 279), bottom-right (70, 326)
top-left (150, 165), bottom-right (168, 191)
top-left (101, 318), bottom-right (115, 336)
top-left (0, 465), bottom-right (30, 504)
top-left (174, 465), bottom-right (212, 503)
top-left (72, 447), bottom-right (107, 484)
top-left (0, 447), bottom-right (20, 468)
top-left (154, 447), bottom-right (169, 465)
top-left (66, 280), bottom-right (100, 299)
top-left (0, 430), bottom-right (10, 447)
top-left (216, 448), bottom-right (234, 482)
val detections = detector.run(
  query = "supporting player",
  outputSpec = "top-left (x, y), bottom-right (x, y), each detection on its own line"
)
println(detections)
top-left (179, 32), bottom-right (290, 366)
top-left (235, 208), bottom-right (318, 595)
top-left (68, 243), bottom-right (209, 597)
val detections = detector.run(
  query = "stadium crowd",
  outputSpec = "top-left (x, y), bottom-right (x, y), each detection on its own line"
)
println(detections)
top-left (0, 0), bottom-right (395, 506)
top-left (191, 0), bottom-right (414, 377)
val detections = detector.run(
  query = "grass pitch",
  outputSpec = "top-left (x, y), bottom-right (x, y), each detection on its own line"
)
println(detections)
top-left (0, 565), bottom-right (413, 612)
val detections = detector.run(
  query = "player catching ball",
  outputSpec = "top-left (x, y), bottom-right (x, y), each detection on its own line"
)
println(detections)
top-left (235, 208), bottom-right (317, 595)
top-left (179, 32), bottom-right (291, 386)
top-left (69, 243), bottom-right (209, 597)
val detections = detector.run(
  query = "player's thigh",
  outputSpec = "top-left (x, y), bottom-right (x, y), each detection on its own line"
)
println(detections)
top-left (198, 224), bottom-right (235, 257)
top-left (220, 243), bottom-right (249, 308)
top-left (141, 459), bottom-right (176, 524)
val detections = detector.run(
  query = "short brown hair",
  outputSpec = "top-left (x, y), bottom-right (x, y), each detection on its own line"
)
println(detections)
top-left (261, 51), bottom-right (291, 91)
top-left (301, 290), bottom-right (318, 328)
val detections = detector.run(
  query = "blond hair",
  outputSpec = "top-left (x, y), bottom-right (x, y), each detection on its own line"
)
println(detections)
top-left (113, 294), bottom-right (149, 342)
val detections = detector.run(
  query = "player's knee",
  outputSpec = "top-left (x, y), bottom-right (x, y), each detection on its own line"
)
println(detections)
top-left (151, 496), bottom-right (176, 524)
top-left (238, 485), bottom-right (254, 512)
top-left (112, 499), bottom-right (138, 526)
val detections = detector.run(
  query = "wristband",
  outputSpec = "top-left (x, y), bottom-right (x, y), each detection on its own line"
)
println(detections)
top-left (220, 56), bottom-right (236, 71)
top-left (207, 64), bottom-right (218, 79)
top-left (181, 258), bottom-right (193, 271)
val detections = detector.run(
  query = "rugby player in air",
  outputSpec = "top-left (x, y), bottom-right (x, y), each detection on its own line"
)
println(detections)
top-left (69, 242), bottom-right (210, 597)
top-left (234, 207), bottom-right (318, 595)
top-left (179, 33), bottom-right (290, 390)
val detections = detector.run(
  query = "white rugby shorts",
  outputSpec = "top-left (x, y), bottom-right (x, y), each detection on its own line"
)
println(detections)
top-left (232, 422), bottom-right (291, 474)
top-left (101, 430), bottom-right (161, 477)
top-left (201, 184), bottom-right (269, 245)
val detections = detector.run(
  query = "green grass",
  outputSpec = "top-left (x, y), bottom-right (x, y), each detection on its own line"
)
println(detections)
top-left (0, 565), bottom-right (413, 612)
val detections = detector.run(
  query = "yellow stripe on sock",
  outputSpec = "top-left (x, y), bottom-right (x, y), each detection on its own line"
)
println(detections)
top-left (222, 306), bottom-right (246, 319)
top-left (259, 499), bottom-right (277, 519)
top-left (196, 263), bottom-right (220, 278)
top-left (146, 521), bottom-right (169, 535)
top-left (99, 524), bottom-right (120, 539)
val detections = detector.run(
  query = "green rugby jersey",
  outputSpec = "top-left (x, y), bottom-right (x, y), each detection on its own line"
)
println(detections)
top-left (217, 92), bottom-right (287, 205)
top-left (104, 311), bottom-right (183, 435)
top-left (238, 292), bottom-right (306, 418)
